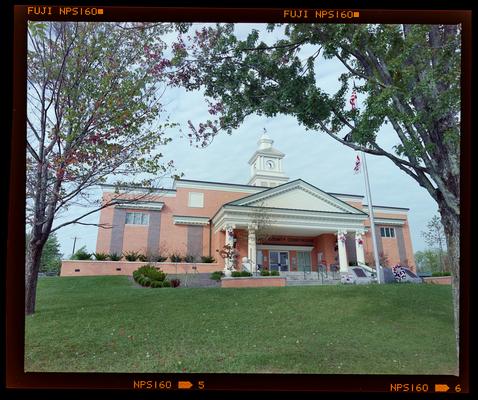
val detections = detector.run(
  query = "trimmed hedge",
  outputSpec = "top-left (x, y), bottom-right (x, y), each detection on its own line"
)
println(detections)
top-left (210, 271), bottom-right (224, 281)
top-left (133, 265), bottom-right (168, 288)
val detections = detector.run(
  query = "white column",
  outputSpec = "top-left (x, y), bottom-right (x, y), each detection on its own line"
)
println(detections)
top-left (355, 230), bottom-right (365, 265)
top-left (337, 230), bottom-right (348, 273)
top-left (248, 224), bottom-right (257, 273)
top-left (224, 224), bottom-right (235, 274)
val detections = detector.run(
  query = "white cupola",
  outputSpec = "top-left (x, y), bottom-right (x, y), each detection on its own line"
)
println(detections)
top-left (247, 131), bottom-right (289, 187)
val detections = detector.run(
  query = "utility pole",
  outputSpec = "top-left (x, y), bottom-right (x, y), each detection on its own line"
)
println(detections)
top-left (71, 236), bottom-right (79, 256)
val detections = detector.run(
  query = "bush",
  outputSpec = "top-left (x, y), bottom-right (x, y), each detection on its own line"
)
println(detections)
top-left (149, 254), bottom-right (168, 262)
top-left (123, 251), bottom-right (141, 261)
top-left (260, 270), bottom-right (271, 276)
top-left (184, 255), bottom-right (195, 263)
top-left (93, 252), bottom-right (109, 261)
top-left (170, 254), bottom-right (183, 262)
top-left (210, 271), bottom-right (224, 281)
top-left (137, 254), bottom-right (148, 262)
top-left (71, 246), bottom-right (91, 260)
top-left (170, 279), bottom-right (180, 288)
top-left (270, 270), bottom-right (280, 276)
top-left (162, 280), bottom-right (171, 288)
top-left (150, 280), bottom-right (164, 288)
top-left (109, 253), bottom-right (122, 261)
top-left (240, 271), bottom-right (252, 277)
top-left (231, 271), bottom-right (242, 277)
top-left (133, 265), bottom-right (167, 288)
top-left (431, 271), bottom-right (452, 277)
top-left (201, 256), bottom-right (216, 263)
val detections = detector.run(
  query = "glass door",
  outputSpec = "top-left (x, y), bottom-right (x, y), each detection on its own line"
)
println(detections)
top-left (270, 251), bottom-right (289, 272)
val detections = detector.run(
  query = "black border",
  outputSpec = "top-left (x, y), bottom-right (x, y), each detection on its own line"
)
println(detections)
top-left (6, 1), bottom-right (472, 394)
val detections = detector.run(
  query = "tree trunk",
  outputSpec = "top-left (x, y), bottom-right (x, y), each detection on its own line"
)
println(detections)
top-left (25, 233), bottom-right (46, 315)
top-left (439, 204), bottom-right (460, 368)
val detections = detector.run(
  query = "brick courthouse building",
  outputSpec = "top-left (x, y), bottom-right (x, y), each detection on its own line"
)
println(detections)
top-left (83, 133), bottom-right (415, 276)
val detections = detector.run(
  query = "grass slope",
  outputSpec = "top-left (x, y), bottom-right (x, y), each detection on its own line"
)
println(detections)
top-left (25, 276), bottom-right (457, 374)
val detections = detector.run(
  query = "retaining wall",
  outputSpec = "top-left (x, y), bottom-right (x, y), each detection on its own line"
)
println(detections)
top-left (60, 260), bottom-right (221, 276)
top-left (423, 276), bottom-right (452, 285)
top-left (221, 276), bottom-right (286, 288)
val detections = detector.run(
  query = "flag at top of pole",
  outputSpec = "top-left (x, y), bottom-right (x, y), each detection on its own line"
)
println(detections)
top-left (350, 88), bottom-right (357, 110)
top-left (353, 154), bottom-right (361, 174)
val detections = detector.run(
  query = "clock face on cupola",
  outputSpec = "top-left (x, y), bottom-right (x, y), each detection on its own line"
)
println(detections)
top-left (247, 131), bottom-right (289, 187)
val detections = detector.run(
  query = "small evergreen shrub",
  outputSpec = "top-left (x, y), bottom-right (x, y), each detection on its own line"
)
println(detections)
top-left (162, 280), bottom-right (171, 288)
top-left (431, 271), bottom-right (451, 277)
top-left (123, 251), bottom-right (141, 261)
top-left (109, 253), bottom-right (122, 261)
top-left (184, 255), bottom-right (195, 263)
top-left (170, 279), bottom-right (180, 288)
top-left (201, 256), bottom-right (216, 263)
top-left (231, 271), bottom-right (242, 277)
top-left (170, 254), bottom-right (183, 262)
top-left (270, 270), bottom-right (280, 276)
top-left (133, 265), bottom-right (167, 288)
top-left (71, 247), bottom-right (92, 260)
top-left (240, 271), bottom-right (252, 277)
top-left (137, 254), bottom-right (148, 262)
top-left (210, 271), bottom-right (224, 281)
top-left (149, 254), bottom-right (168, 262)
top-left (93, 252), bottom-right (109, 261)
top-left (260, 270), bottom-right (271, 276)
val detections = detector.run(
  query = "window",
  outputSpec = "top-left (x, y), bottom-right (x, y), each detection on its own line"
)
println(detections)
top-left (188, 192), bottom-right (204, 208)
top-left (125, 212), bottom-right (149, 225)
top-left (380, 227), bottom-right (395, 238)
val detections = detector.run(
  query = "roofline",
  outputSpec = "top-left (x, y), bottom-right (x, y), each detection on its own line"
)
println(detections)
top-left (99, 183), bottom-right (176, 194)
top-left (328, 192), bottom-right (364, 199)
top-left (222, 204), bottom-right (368, 217)
top-left (174, 178), bottom-right (269, 189)
top-left (363, 204), bottom-right (410, 211)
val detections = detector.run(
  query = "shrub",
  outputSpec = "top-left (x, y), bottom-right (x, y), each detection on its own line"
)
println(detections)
top-left (162, 280), bottom-right (171, 288)
top-left (133, 265), bottom-right (167, 288)
top-left (137, 254), bottom-right (148, 262)
top-left (109, 253), bottom-right (122, 261)
top-left (71, 246), bottom-right (91, 260)
top-left (149, 254), bottom-right (168, 262)
top-left (184, 255), bottom-right (195, 263)
top-left (170, 279), bottom-right (180, 288)
top-left (150, 280), bottom-right (164, 288)
top-left (210, 271), bottom-right (224, 281)
top-left (260, 270), bottom-right (271, 276)
top-left (270, 270), bottom-right (280, 276)
top-left (201, 256), bottom-right (216, 263)
top-left (431, 271), bottom-right (452, 277)
top-left (170, 254), bottom-right (183, 262)
top-left (240, 271), bottom-right (252, 277)
top-left (123, 251), bottom-right (141, 261)
top-left (231, 271), bottom-right (242, 277)
top-left (93, 252), bottom-right (109, 261)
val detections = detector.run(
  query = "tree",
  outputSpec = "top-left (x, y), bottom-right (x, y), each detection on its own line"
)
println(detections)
top-left (26, 22), bottom-right (182, 315)
top-left (158, 23), bottom-right (461, 355)
top-left (421, 215), bottom-right (448, 272)
top-left (415, 249), bottom-right (447, 273)
top-left (25, 232), bottom-right (62, 275)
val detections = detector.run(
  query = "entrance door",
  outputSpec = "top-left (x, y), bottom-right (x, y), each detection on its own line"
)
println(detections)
top-left (270, 251), bottom-right (289, 272)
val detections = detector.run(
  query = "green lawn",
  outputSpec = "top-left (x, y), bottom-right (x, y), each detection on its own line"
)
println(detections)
top-left (25, 276), bottom-right (457, 374)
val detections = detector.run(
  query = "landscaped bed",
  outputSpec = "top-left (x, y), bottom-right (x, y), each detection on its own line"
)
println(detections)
top-left (25, 276), bottom-right (457, 374)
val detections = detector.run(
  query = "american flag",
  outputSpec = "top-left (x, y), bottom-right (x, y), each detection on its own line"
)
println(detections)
top-left (350, 89), bottom-right (357, 110)
top-left (353, 154), bottom-right (361, 174)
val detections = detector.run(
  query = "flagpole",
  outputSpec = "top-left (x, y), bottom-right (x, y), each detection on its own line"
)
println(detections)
top-left (360, 150), bottom-right (383, 284)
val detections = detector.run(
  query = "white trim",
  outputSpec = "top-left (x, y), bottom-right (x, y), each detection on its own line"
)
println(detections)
top-left (371, 218), bottom-right (406, 226)
top-left (175, 180), bottom-right (265, 193)
top-left (173, 216), bottom-right (210, 225)
top-left (257, 245), bottom-right (313, 251)
top-left (100, 184), bottom-right (176, 196)
top-left (363, 205), bottom-right (409, 214)
top-left (116, 202), bottom-right (164, 211)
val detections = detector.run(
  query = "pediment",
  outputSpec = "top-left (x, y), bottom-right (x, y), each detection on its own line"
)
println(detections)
top-left (229, 180), bottom-right (366, 215)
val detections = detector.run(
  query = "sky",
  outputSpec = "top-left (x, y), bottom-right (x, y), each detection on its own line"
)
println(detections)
top-left (50, 23), bottom-right (441, 257)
